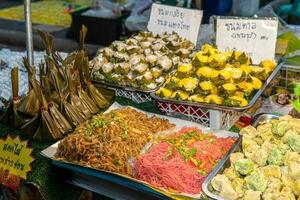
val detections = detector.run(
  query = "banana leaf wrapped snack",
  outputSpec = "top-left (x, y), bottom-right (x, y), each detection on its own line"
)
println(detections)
top-left (90, 31), bottom-right (195, 91)
top-left (4, 26), bottom-right (111, 142)
top-left (156, 44), bottom-right (277, 107)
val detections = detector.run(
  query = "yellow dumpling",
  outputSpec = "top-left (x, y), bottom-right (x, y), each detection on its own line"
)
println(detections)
top-left (196, 66), bottom-right (213, 78)
top-left (211, 70), bottom-right (220, 80)
top-left (231, 68), bottom-right (243, 79)
top-left (260, 60), bottom-right (277, 71)
top-left (193, 53), bottom-right (210, 63)
top-left (211, 53), bottom-right (228, 64)
top-left (219, 69), bottom-right (232, 80)
top-left (251, 76), bottom-right (263, 90)
top-left (222, 83), bottom-right (237, 92)
top-left (156, 88), bottom-right (173, 98)
top-left (238, 82), bottom-right (254, 95)
top-left (228, 95), bottom-right (249, 107)
top-left (240, 65), bottom-right (253, 74)
top-left (196, 67), bottom-right (219, 79)
top-left (178, 77), bottom-right (198, 91)
top-left (235, 91), bottom-right (245, 98)
top-left (205, 94), bottom-right (224, 105)
top-left (177, 64), bottom-right (193, 74)
top-left (171, 91), bottom-right (189, 100)
top-left (201, 44), bottom-right (219, 55)
top-left (188, 94), bottom-right (205, 103)
top-left (199, 81), bottom-right (215, 91)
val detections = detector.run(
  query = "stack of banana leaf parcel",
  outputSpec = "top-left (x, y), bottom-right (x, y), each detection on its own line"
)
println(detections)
top-left (0, 27), bottom-right (111, 142)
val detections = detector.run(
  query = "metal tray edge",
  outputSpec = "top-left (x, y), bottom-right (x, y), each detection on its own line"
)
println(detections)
top-left (251, 113), bottom-right (280, 127)
top-left (201, 137), bottom-right (242, 200)
top-left (92, 71), bottom-right (171, 94)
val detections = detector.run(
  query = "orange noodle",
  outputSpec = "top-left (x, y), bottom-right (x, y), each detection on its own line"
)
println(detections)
top-left (135, 127), bottom-right (235, 194)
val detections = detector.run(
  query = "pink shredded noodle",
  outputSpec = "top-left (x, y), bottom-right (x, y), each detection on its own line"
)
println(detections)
top-left (135, 127), bottom-right (235, 194)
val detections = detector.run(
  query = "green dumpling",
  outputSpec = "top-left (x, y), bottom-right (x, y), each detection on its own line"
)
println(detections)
top-left (245, 171), bottom-right (267, 192)
top-left (272, 121), bottom-right (291, 137)
top-left (288, 134), bottom-right (300, 152)
top-left (234, 159), bottom-right (254, 176)
top-left (267, 148), bottom-right (283, 165)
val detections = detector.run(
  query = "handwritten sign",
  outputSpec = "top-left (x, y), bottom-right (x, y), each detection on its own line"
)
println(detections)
top-left (0, 135), bottom-right (34, 189)
top-left (147, 3), bottom-right (203, 44)
top-left (216, 17), bottom-right (278, 64)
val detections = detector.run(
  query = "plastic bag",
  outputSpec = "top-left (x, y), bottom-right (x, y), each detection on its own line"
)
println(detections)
top-left (82, 0), bottom-right (124, 18)
top-left (232, 0), bottom-right (260, 17)
top-left (125, 8), bottom-right (151, 31)
top-left (82, 8), bottom-right (121, 19)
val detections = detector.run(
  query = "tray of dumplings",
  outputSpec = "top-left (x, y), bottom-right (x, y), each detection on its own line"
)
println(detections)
top-left (90, 31), bottom-right (195, 93)
top-left (151, 44), bottom-right (283, 112)
top-left (202, 114), bottom-right (300, 200)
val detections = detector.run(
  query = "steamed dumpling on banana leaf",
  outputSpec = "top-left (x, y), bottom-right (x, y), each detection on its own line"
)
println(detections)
top-left (91, 31), bottom-right (195, 90)
top-left (155, 44), bottom-right (277, 107)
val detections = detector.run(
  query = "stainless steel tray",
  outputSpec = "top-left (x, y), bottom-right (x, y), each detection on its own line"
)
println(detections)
top-left (202, 113), bottom-right (280, 200)
top-left (151, 62), bottom-right (284, 112)
top-left (251, 113), bottom-right (280, 127)
top-left (92, 79), bottom-right (164, 94)
top-left (41, 102), bottom-right (240, 199)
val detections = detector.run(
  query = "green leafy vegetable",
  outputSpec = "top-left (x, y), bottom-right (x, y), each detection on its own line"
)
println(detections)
top-left (187, 148), bottom-right (197, 157)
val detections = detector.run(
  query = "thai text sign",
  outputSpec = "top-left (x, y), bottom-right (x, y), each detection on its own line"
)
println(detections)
top-left (216, 17), bottom-right (278, 64)
top-left (148, 3), bottom-right (203, 44)
top-left (0, 135), bottom-right (34, 189)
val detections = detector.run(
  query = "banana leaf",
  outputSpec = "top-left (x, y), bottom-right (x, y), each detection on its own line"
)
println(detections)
top-left (0, 102), bottom-right (12, 126)
top-left (17, 58), bottom-right (39, 116)
top-left (51, 67), bottom-right (86, 127)
top-left (75, 71), bottom-right (99, 114)
top-left (37, 30), bottom-right (53, 56)
top-left (78, 25), bottom-right (87, 51)
top-left (30, 78), bottom-right (63, 141)
top-left (42, 75), bottom-right (72, 135)
top-left (23, 57), bottom-right (37, 80)
top-left (11, 67), bottom-right (27, 128)
top-left (66, 65), bottom-right (91, 119)
top-left (20, 114), bottom-right (39, 138)
top-left (17, 89), bottom-right (39, 116)
top-left (81, 56), bottom-right (109, 108)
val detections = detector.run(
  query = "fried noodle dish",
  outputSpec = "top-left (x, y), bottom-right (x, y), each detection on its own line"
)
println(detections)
top-left (55, 108), bottom-right (175, 176)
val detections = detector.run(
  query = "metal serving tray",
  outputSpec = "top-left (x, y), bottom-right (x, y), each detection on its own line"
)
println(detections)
top-left (92, 78), bottom-right (165, 94)
top-left (41, 102), bottom-right (240, 199)
top-left (202, 113), bottom-right (280, 200)
top-left (151, 62), bottom-right (284, 112)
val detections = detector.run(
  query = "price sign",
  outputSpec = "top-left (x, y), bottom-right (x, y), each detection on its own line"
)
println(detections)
top-left (0, 135), bottom-right (34, 189)
top-left (147, 3), bottom-right (203, 44)
top-left (216, 17), bottom-right (278, 64)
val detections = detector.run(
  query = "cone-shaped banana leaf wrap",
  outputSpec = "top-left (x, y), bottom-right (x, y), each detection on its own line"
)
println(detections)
top-left (51, 66), bottom-right (86, 127)
top-left (31, 78), bottom-right (63, 141)
top-left (11, 67), bottom-right (28, 128)
top-left (75, 71), bottom-right (99, 115)
top-left (66, 65), bottom-right (91, 119)
top-left (78, 25), bottom-right (87, 51)
top-left (18, 58), bottom-right (40, 116)
top-left (37, 30), bottom-right (53, 56)
top-left (81, 56), bottom-right (109, 108)
top-left (17, 89), bottom-right (39, 116)
top-left (42, 75), bottom-right (72, 135)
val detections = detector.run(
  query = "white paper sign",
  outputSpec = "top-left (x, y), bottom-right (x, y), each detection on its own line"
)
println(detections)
top-left (147, 3), bottom-right (203, 44)
top-left (216, 17), bottom-right (278, 64)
